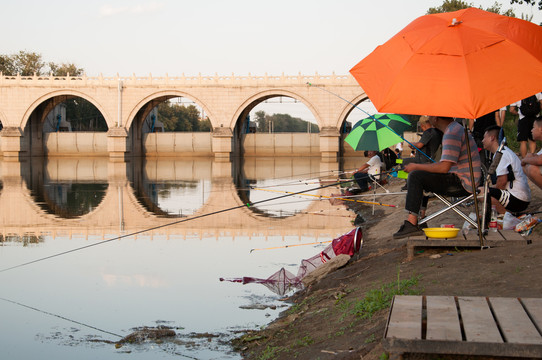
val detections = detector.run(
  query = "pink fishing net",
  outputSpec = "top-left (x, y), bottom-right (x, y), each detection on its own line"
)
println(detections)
top-left (220, 227), bottom-right (362, 296)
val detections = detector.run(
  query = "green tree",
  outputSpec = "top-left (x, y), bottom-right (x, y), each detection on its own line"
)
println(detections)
top-left (0, 51), bottom-right (83, 76)
top-left (0, 55), bottom-right (16, 75)
top-left (12, 51), bottom-right (45, 76)
top-left (254, 112), bottom-right (318, 133)
top-left (427, 0), bottom-right (515, 16)
top-left (156, 102), bottom-right (210, 132)
top-left (254, 110), bottom-right (268, 132)
top-left (63, 97), bottom-right (108, 131)
top-left (511, 0), bottom-right (542, 10)
top-left (48, 62), bottom-right (84, 76)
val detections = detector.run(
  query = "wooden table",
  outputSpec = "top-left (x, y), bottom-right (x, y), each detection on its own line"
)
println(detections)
top-left (383, 295), bottom-right (542, 359)
top-left (406, 229), bottom-right (529, 261)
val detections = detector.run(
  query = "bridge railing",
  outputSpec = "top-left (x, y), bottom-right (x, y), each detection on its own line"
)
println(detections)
top-left (0, 72), bottom-right (358, 86)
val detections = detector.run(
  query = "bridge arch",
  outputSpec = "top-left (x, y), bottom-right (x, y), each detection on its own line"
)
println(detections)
top-left (125, 90), bottom-right (214, 132)
top-left (337, 93), bottom-right (370, 128)
top-left (230, 89), bottom-right (322, 130)
top-left (0, 108), bottom-right (6, 127)
top-left (20, 90), bottom-right (112, 130)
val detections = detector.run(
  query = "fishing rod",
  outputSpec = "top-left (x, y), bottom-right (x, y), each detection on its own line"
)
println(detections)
top-left (307, 82), bottom-right (435, 163)
top-left (252, 187), bottom-right (397, 208)
top-left (0, 179), bottom-right (350, 274)
top-left (249, 240), bottom-right (333, 253)
top-left (0, 296), bottom-right (123, 339)
top-left (237, 171), bottom-right (357, 190)
top-left (0, 296), bottom-right (201, 359)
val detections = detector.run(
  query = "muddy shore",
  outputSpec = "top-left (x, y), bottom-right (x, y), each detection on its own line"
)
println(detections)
top-left (233, 177), bottom-right (542, 360)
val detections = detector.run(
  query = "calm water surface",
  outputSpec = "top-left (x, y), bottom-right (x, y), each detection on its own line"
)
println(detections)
top-left (0, 157), bottom-right (359, 359)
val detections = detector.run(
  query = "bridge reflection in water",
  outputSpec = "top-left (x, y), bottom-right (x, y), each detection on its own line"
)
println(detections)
top-left (1, 156), bottom-right (364, 242)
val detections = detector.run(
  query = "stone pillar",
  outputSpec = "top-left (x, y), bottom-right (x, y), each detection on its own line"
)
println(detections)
top-left (212, 127), bottom-right (233, 160)
top-left (107, 127), bottom-right (128, 161)
top-left (319, 126), bottom-right (340, 161)
top-left (1, 127), bottom-right (25, 158)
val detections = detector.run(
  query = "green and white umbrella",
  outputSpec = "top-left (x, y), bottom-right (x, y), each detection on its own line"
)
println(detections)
top-left (345, 113), bottom-right (411, 151)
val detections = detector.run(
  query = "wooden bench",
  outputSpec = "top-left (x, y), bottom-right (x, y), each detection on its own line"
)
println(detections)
top-left (383, 295), bottom-right (542, 359)
top-left (406, 229), bottom-right (529, 261)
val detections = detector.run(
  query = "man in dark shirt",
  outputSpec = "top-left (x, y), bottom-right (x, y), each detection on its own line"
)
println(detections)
top-left (404, 116), bottom-right (443, 165)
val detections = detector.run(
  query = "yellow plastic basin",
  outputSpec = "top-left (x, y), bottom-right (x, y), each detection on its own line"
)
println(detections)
top-left (422, 227), bottom-right (460, 239)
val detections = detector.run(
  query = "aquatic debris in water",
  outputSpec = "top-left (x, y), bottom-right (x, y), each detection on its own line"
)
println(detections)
top-left (115, 326), bottom-right (176, 348)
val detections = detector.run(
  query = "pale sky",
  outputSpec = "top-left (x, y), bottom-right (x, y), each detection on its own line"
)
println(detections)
top-left (3, 0), bottom-right (540, 77)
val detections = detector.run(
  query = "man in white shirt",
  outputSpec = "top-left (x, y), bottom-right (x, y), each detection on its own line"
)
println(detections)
top-left (482, 125), bottom-right (530, 214)
top-left (353, 150), bottom-right (382, 192)
top-left (510, 93), bottom-right (542, 158)
top-left (521, 117), bottom-right (542, 189)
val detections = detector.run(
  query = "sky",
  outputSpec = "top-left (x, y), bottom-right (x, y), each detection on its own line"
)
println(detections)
top-left (3, 0), bottom-right (540, 77)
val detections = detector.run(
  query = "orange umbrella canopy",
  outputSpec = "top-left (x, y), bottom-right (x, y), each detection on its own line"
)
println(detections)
top-left (350, 7), bottom-right (542, 119)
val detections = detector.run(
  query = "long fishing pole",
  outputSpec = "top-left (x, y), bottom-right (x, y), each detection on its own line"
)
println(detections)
top-left (0, 296), bottom-right (123, 339)
top-left (252, 187), bottom-right (397, 208)
top-left (249, 240), bottom-right (333, 253)
top-left (307, 82), bottom-right (435, 163)
top-left (0, 179), bottom-right (351, 274)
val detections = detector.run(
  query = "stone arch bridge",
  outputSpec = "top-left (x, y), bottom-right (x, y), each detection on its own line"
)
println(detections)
top-left (0, 73), bottom-right (367, 159)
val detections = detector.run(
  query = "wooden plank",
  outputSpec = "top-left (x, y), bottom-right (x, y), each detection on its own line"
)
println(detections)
top-left (522, 298), bottom-right (542, 335)
top-left (386, 295), bottom-right (422, 340)
top-left (498, 229), bottom-right (526, 241)
top-left (426, 296), bottom-right (462, 341)
top-left (458, 297), bottom-right (503, 343)
top-left (489, 297), bottom-right (542, 344)
top-left (383, 337), bottom-right (542, 358)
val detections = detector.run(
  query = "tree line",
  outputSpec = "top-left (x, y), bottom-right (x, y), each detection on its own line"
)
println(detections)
top-left (156, 102), bottom-right (211, 132)
top-left (253, 111), bottom-right (319, 133)
top-left (0, 51), bottom-right (83, 76)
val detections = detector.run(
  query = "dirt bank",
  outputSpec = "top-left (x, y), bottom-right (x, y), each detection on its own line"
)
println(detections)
top-left (233, 177), bottom-right (542, 360)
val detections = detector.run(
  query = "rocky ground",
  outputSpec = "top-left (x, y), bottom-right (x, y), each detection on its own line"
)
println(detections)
top-left (232, 176), bottom-right (542, 360)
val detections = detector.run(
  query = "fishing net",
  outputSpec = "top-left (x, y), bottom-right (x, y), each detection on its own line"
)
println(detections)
top-left (220, 227), bottom-right (362, 296)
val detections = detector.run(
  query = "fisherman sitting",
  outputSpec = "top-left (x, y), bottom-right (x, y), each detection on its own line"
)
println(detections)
top-left (353, 150), bottom-right (383, 192)
top-left (482, 125), bottom-right (530, 214)
top-left (393, 116), bottom-right (482, 239)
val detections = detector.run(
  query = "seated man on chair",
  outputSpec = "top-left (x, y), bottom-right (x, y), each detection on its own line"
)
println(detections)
top-left (393, 116), bottom-right (482, 239)
top-left (482, 125), bottom-right (530, 214)
top-left (353, 150), bottom-right (382, 192)
top-left (521, 117), bottom-right (542, 189)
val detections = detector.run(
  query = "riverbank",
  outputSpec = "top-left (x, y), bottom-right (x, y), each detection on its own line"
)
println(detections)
top-left (233, 177), bottom-right (542, 360)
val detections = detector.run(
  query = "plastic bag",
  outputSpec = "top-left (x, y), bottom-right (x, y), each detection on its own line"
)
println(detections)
top-left (461, 212), bottom-right (477, 236)
top-left (503, 211), bottom-right (521, 230)
top-left (515, 214), bottom-right (541, 236)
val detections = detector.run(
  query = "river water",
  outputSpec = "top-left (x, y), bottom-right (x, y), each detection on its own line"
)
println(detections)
top-left (0, 156), bottom-right (360, 359)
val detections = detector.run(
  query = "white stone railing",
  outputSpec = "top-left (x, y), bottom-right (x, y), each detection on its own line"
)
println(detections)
top-left (0, 72), bottom-right (357, 86)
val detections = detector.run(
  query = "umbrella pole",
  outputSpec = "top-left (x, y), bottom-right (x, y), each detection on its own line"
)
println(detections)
top-left (463, 120), bottom-right (485, 248)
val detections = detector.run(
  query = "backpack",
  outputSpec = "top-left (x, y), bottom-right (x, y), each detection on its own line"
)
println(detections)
top-left (520, 95), bottom-right (541, 117)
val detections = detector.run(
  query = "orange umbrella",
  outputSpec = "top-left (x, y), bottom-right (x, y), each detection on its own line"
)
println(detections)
top-left (350, 7), bottom-right (542, 119)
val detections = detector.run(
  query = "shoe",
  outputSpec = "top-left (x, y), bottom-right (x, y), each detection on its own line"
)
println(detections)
top-left (393, 220), bottom-right (424, 239)
top-left (418, 222), bottom-right (428, 229)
